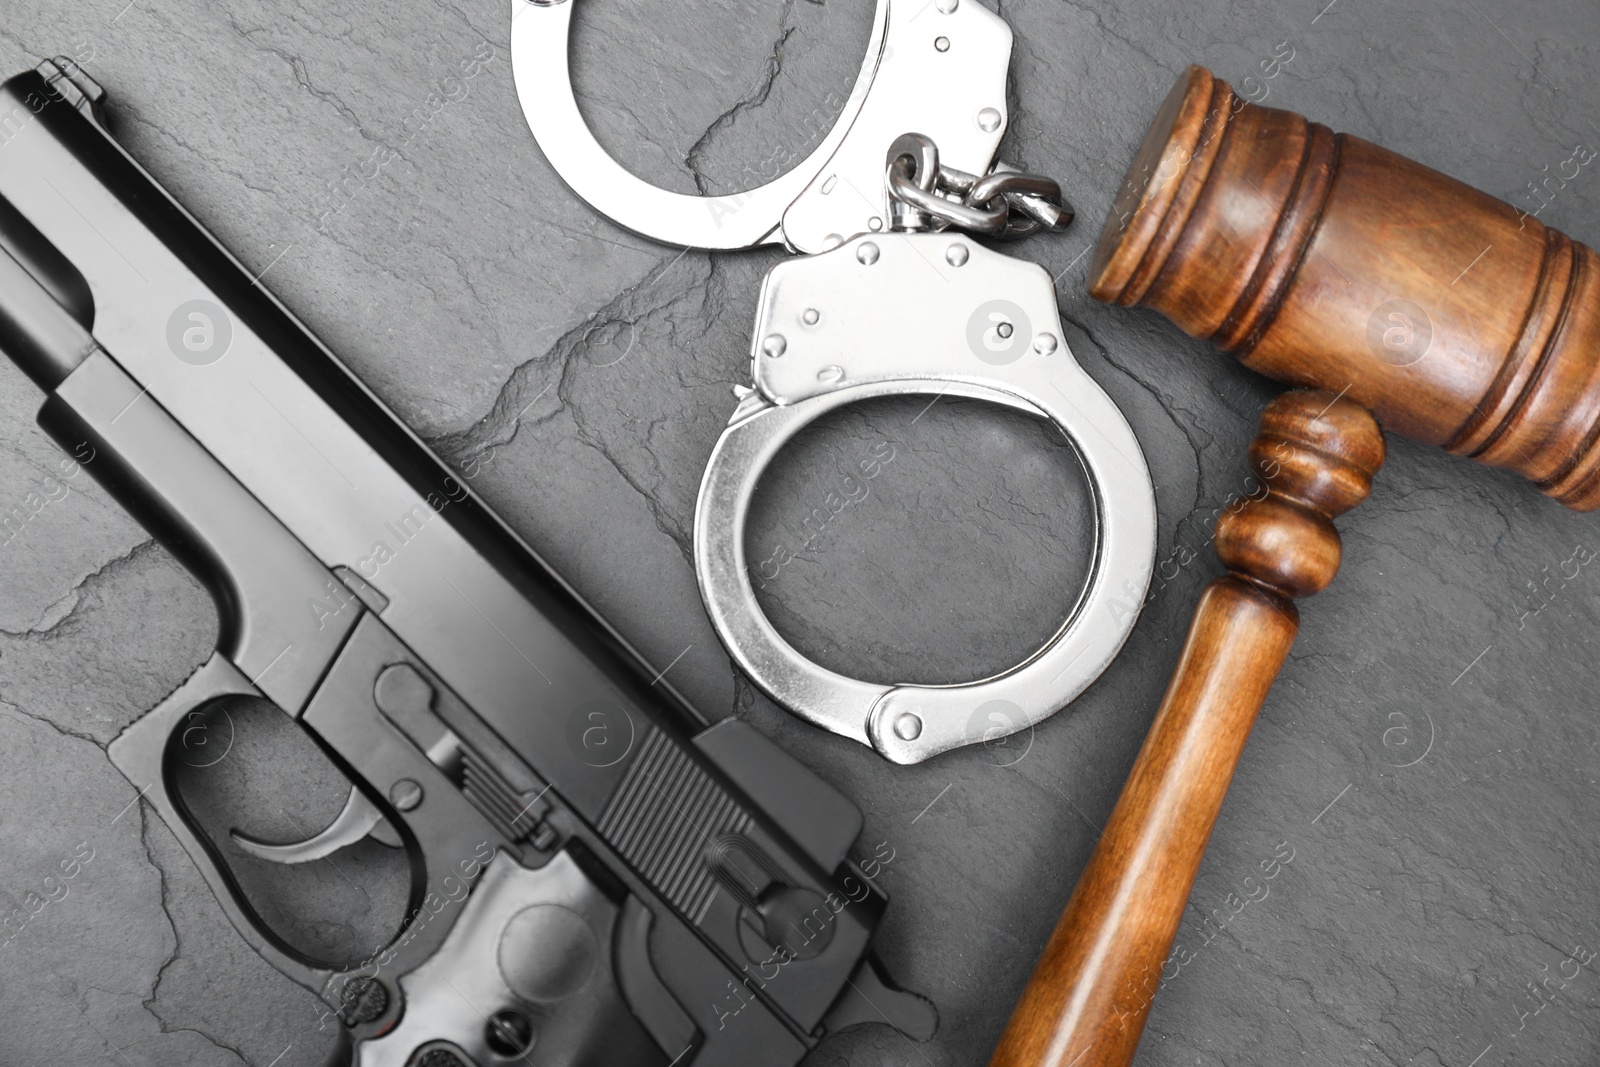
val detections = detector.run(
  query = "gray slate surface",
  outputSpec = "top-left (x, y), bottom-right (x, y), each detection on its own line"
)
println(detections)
top-left (0, 0), bottom-right (1597, 1064)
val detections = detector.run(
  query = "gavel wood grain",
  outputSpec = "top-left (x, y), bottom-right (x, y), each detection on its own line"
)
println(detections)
top-left (988, 390), bottom-right (1385, 1067)
top-left (1090, 66), bottom-right (1600, 510)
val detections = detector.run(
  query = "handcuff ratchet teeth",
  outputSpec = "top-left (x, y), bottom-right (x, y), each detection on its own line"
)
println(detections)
top-left (512, 0), bottom-right (1157, 764)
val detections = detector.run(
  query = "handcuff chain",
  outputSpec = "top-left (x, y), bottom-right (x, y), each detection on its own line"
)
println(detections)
top-left (885, 133), bottom-right (1074, 240)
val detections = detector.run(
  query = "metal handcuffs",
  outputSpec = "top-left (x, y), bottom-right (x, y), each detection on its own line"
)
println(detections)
top-left (511, 0), bottom-right (1156, 763)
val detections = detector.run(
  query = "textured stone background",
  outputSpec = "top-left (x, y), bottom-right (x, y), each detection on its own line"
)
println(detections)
top-left (0, 0), bottom-right (1597, 1064)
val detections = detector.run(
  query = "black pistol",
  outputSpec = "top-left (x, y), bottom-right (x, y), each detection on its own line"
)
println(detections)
top-left (0, 59), bottom-right (933, 1066)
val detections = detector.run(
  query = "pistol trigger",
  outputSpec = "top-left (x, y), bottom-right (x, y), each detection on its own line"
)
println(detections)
top-left (230, 785), bottom-right (400, 864)
top-left (368, 819), bottom-right (402, 849)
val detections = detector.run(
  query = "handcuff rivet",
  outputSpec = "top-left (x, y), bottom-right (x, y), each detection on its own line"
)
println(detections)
top-left (1034, 332), bottom-right (1059, 356)
top-left (520, 0), bottom-right (1154, 763)
top-left (893, 713), bottom-right (924, 741)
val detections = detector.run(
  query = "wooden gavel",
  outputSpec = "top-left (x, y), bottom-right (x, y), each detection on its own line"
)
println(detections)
top-left (991, 66), bottom-right (1600, 1067)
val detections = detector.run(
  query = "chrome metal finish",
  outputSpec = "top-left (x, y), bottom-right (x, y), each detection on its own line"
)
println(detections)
top-left (888, 158), bottom-right (1007, 234)
top-left (513, 0), bottom-right (1153, 761)
top-left (884, 135), bottom-right (1072, 240)
top-left (885, 133), bottom-right (941, 232)
top-left (693, 235), bottom-right (1156, 764)
top-left (510, 0), bottom-right (1013, 253)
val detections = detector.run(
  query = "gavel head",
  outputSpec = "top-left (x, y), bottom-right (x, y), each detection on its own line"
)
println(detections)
top-left (1090, 65), bottom-right (1600, 511)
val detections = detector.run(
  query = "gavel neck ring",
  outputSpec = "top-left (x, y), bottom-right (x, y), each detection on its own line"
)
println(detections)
top-left (693, 234), bottom-right (1157, 763)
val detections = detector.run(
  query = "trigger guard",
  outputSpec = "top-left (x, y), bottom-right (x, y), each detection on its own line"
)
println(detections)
top-left (106, 652), bottom-right (336, 993)
top-left (692, 235), bottom-right (1157, 764)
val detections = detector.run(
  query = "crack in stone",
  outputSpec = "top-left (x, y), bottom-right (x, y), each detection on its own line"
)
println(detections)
top-left (729, 664), bottom-right (759, 721)
top-left (223, 12), bottom-right (397, 158)
top-left (0, 539), bottom-right (157, 640)
top-left (429, 251), bottom-right (720, 562)
top-left (432, 0), bottom-right (499, 47)
top-left (0, 24), bottom-right (47, 63)
top-left (682, 0), bottom-right (806, 195)
top-left (1049, 0), bottom-right (1174, 81)
top-left (0, 697), bottom-right (105, 749)
top-left (567, 398), bottom-right (697, 561)
top-left (135, 805), bottom-right (251, 1066)
top-left (428, 251), bottom-right (709, 464)
top-left (115, 106), bottom-right (296, 206)
top-left (1056, 307), bottom-right (1209, 506)
top-left (138, 805), bottom-right (180, 1022)
top-left (417, 3), bottom-right (831, 564)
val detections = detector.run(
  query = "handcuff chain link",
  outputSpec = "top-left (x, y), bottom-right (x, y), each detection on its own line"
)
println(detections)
top-left (885, 132), bottom-right (1075, 241)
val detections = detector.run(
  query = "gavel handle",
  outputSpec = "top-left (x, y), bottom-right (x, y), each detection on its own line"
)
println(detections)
top-left (989, 577), bottom-right (1298, 1066)
top-left (989, 391), bottom-right (1385, 1067)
